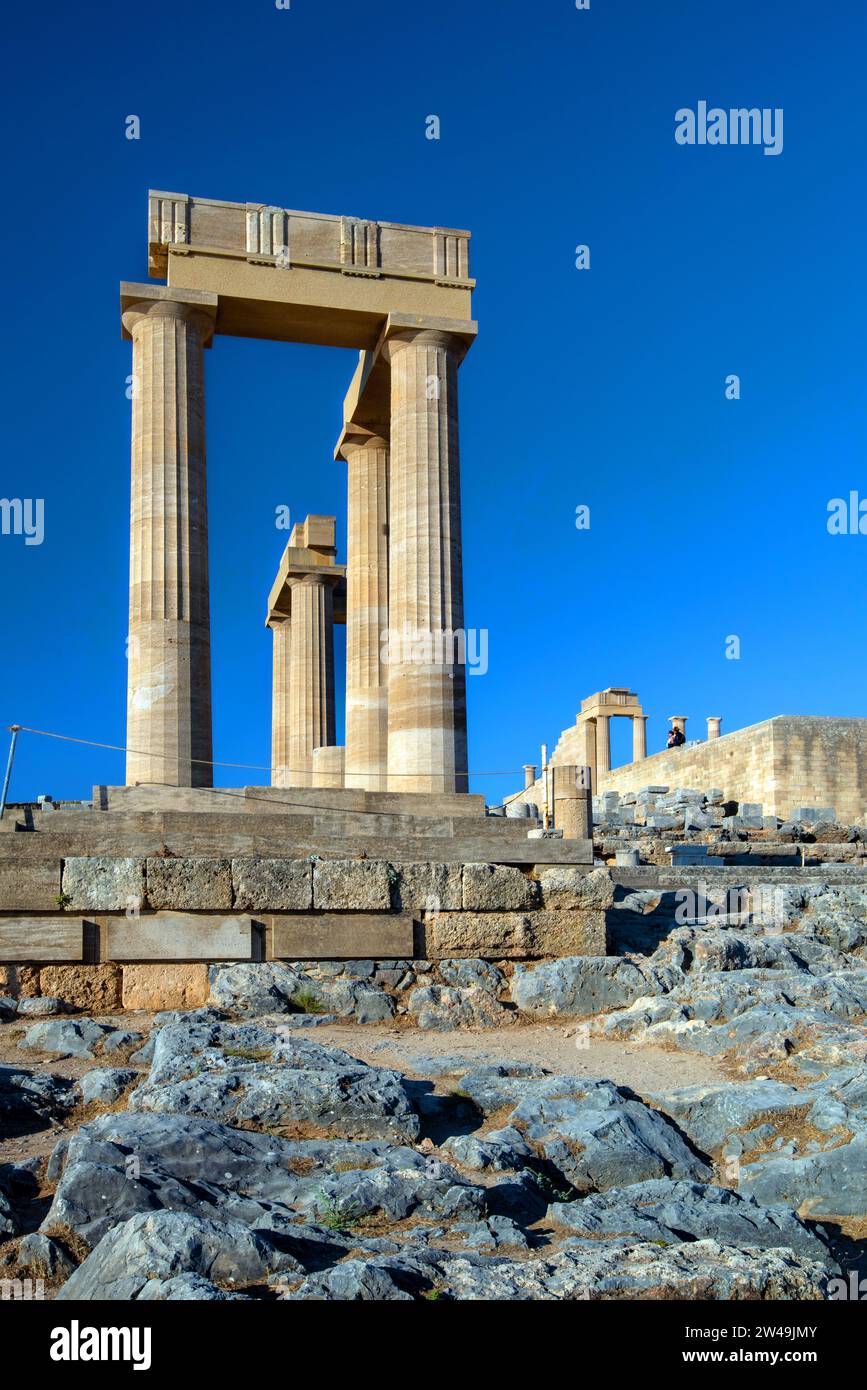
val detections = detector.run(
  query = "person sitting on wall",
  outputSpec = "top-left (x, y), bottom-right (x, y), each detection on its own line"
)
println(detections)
top-left (667, 726), bottom-right (686, 749)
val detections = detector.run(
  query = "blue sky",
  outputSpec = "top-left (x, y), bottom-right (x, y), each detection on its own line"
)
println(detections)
top-left (1, 0), bottom-right (865, 807)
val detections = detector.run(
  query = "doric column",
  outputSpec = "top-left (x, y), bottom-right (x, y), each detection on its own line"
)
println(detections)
top-left (632, 715), bottom-right (648, 762)
top-left (596, 714), bottom-right (611, 776)
top-left (670, 715), bottom-right (688, 738)
top-left (385, 329), bottom-right (468, 794)
top-left (523, 763), bottom-right (537, 790)
top-left (707, 716), bottom-right (722, 741)
top-left (269, 616), bottom-right (292, 786)
top-left (286, 576), bottom-right (336, 788)
top-left (575, 719), bottom-right (597, 793)
top-left (343, 434), bottom-right (389, 790)
top-left (122, 286), bottom-right (217, 787)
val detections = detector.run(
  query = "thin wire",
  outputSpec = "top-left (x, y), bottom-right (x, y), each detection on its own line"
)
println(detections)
top-left (8, 724), bottom-right (525, 778)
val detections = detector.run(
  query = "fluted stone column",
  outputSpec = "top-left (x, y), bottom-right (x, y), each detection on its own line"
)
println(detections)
top-left (633, 715), bottom-right (647, 762)
top-left (122, 290), bottom-right (217, 787)
top-left (343, 435), bottom-right (389, 790)
top-left (596, 714), bottom-right (611, 776)
top-left (269, 616), bottom-right (292, 786)
top-left (707, 716), bottom-right (722, 741)
top-left (385, 329), bottom-right (468, 794)
top-left (575, 719), bottom-right (597, 793)
top-left (286, 577), bottom-right (336, 788)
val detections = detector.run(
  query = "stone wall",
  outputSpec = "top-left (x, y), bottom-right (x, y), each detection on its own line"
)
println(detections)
top-left (0, 858), bottom-right (611, 1010)
top-left (598, 717), bottom-right (867, 823)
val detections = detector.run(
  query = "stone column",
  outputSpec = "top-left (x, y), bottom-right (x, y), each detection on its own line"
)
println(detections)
top-left (286, 576), bottom-right (336, 788)
top-left (575, 719), bottom-right (597, 793)
top-left (385, 329), bottom-right (468, 793)
top-left (311, 746), bottom-right (346, 789)
top-left (670, 715), bottom-right (688, 738)
top-left (523, 763), bottom-right (537, 790)
top-left (707, 717), bottom-right (722, 741)
top-left (596, 714), bottom-right (611, 776)
top-left (552, 765), bottom-right (593, 841)
top-left (269, 616), bottom-right (291, 786)
top-left (632, 715), bottom-right (647, 762)
top-left (343, 435), bottom-right (389, 790)
top-left (122, 290), bottom-right (217, 787)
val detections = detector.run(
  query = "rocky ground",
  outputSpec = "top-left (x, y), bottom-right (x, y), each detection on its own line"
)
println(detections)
top-left (3, 865), bottom-right (867, 1302)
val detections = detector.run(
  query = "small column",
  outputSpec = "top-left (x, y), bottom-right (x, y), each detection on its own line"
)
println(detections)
top-left (596, 714), bottom-right (611, 776)
top-left (385, 328), bottom-right (469, 794)
top-left (269, 616), bottom-right (292, 786)
top-left (342, 434), bottom-right (389, 791)
top-left (311, 746), bottom-right (346, 789)
top-left (522, 763), bottom-right (537, 790)
top-left (670, 715), bottom-right (688, 738)
top-left (286, 577), bottom-right (336, 788)
top-left (707, 716), bottom-right (722, 741)
top-left (632, 715), bottom-right (648, 762)
top-left (574, 719), bottom-right (597, 793)
top-left (552, 764), bottom-right (593, 840)
top-left (122, 286), bottom-right (218, 788)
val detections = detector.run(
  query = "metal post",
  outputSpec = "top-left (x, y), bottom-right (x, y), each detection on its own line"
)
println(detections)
top-left (0, 725), bottom-right (20, 821)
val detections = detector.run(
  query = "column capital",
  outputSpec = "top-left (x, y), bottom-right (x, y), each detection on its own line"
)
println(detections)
top-left (381, 311), bottom-right (477, 366)
top-left (120, 282), bottom-right (219, 346)
top-left (338, 428), bottom-right (389, 461)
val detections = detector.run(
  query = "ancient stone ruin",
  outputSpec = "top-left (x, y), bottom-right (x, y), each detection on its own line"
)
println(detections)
top-left (2, 194), bottom-right (867, 1308)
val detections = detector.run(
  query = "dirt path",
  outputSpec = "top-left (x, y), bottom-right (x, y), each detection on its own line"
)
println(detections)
top-left (311, 1022), bottom-right (725, 1097)
top-left (1, 1015), bottom-right (724, 1175)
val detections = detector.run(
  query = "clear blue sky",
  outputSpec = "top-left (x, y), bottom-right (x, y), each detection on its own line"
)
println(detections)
top-left (1, 0), bottom-right (865, 807)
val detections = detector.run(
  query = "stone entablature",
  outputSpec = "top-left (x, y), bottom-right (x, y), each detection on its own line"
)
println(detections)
top-left (149, 191), bottom-right (473, 285)
top-left (147, 191), bottom-right (475, 347)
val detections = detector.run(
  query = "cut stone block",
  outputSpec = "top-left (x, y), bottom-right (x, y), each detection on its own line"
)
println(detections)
top-left (146, 858), bottom-right (232, 910)
top-left (39, 965), bottom-right (122, 1012)
top-left (426, 909), bottom-right (606, 959)
top-left (462, 863), bottom-right (539, 911)
top-left (62, 858), bottom-right (145, 911)
top-left (312, 859), bottom-right (392, 910)
top-left (106, 913), bottom-right (253, 961)
top-left (0, 859), bottom-right (62, 911)
top-left (232, 858), bottom-right (313, 911)
top-left (391, 862), bottom-right (462, 912)
top-left (536, 866), bottom-right (614, 911)
top-left (0, 918), bottom-right (84, 962)
top-left (0, 964), bottom-right (39, 997)
top-left (271, 913), bottom-right (414, 959)
top-left (122, 964), bottom-right (210, 1011)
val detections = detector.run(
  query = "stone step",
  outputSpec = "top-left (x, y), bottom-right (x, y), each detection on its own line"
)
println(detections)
top-left (613, 865), bottom-right (867, 888)
top-left (2, 807), bottom-right (543, 842)
top-left (0, 832), bottom-right (593, 867)
top-left (92, 784), bottom-right (492, 818)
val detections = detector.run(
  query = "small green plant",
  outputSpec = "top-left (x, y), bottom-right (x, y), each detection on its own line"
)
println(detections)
top-left (223, 1046), bottom-right (271, 1061)
top-left (291, 990), bottom-right (326, 1015)
top-left (314, 1192), bottom-right (364, 1231)
top-left (527, 1169), bottom-right (576, 1204)
top-left (54, 892), bottom-right (72, 908)
top-left (423, 1287), bottom-right (446, 1301)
